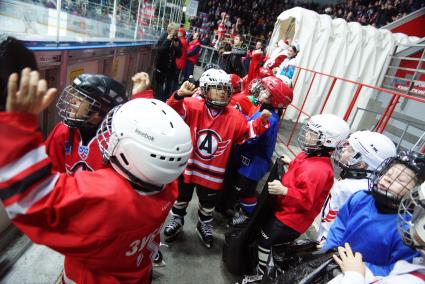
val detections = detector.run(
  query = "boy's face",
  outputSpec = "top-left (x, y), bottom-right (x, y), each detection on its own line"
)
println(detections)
top-left (207, 87), bottom-right (229, 103)
top-left (234, 37), bottom-right (241, 45)
top-left (68, 91), bottom-right (91, 119)
top-left (304, 129), bottom-right (320, 146)
top-left (337, 142), bottom-right (366, 169)
top-left (257, 87), bottom-right (271, 104)
top-left (378, 163), bottom-right (417, 198)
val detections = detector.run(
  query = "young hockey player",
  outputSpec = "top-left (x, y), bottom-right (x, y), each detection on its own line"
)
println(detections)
top-left (229, 76), bottom-right (293, 227)
top-left (329, 181), bottom-right (425, 283)
top-left (241, 113), bottom-right (350, 283)
top-left (317, 131), bottom-right (397, 241)
top-left (46, 73), bottom-right (128, 175)
top-left (164, 68), bottom-right (271, 248)
top-left (323, 151), bottom-right (425, 276)
top-left (0, 69), bottom-right (193, 284)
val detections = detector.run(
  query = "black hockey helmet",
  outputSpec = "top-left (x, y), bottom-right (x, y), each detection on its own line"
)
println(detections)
top-left (57, 73), bottom-right (128, 128)
top-left (369, 150), bottom-right (425, 211)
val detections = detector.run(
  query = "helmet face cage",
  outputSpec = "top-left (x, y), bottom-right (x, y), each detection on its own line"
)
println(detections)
top-left (297, 124), bottom-right (322, 153)
top-left (397, 186), bottom-right (425, 252)
top-left (57, 85), bottom-right (101, 128)
top-left (370, 158), bottom-right (418, 208)
top-left (257, 84), bottom-right (272, 104)
top-left (332, 139), bottom-right (364, 171)
top-left (96, 105), bottom-right (121, 162)
top-left (201, 83), bottom-right (232, 108)
top-left (248, 79), bottom-right (262, 98)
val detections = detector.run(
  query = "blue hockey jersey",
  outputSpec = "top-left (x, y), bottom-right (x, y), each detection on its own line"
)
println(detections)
top-left (323, 190), bottom-right (420, 276)
top-left (236, 109), bottom-right (280, 181)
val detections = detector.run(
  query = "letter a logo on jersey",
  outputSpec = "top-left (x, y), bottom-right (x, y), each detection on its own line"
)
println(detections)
top-left (195, 129), bottom-right (231, 160)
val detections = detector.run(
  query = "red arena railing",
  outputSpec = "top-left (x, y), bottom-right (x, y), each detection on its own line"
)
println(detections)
top-left (277, 65), bottom-right (425, 156)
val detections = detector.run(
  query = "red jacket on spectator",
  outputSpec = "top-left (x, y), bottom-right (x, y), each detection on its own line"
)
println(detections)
top-left (187, 38), bottom-right (201, 64)
top-left (246, 52), bottom-right (265, 86)
top-left (176, 29), bottom-right (188, 70)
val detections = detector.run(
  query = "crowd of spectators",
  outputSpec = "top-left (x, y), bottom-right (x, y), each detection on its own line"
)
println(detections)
top-left (190, 0), bottom-right (424, 49)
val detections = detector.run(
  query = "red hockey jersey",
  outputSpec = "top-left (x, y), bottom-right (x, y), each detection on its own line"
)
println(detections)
top-left (45, 123), bottom-right (107, 175)
top-left (167, 95), bottom-right (269, 190)
top-left (0, 112), bottom-right (178, 284)
top-left (274, 152), bottom-right (334, 234)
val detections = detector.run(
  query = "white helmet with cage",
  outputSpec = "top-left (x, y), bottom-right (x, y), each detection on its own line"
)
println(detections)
top-left (332, 131), bottom-right (396, 175)
top-left (199, 68), bottom-right (232, 108)
top-left (97, 99), bottom-right (192, 192)
top-left (397, 182), bottom-right (425, 255)
top-left (298, 114), bottom-right (350, 154)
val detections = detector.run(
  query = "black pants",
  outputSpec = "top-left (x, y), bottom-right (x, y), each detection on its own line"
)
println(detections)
top-left (257, 216), bottom-right (300, 274)
top-left (171, 177), bottom-right (219, 222)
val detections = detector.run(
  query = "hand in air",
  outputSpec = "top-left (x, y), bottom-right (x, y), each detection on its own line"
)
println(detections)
top-left (132, 72), bottom-right (150, 94)
top-left (260, 109), bottom-right (271, 124)
top-left (177, 81), bottom-right (197, 97)
top-left (6, 68), bottom-right (57, 115)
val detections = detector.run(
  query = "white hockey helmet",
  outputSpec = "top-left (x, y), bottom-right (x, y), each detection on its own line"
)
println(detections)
top-left (97, 99), bottom-right (193, 192)
top-left (298, 114), bottom-right (350, 154)
top-left (397, 182), bottom-right (425, 254)
top-left (199, 68), bottom-right (232, 108)
top-left (332, 131), bottom-right (396, 175)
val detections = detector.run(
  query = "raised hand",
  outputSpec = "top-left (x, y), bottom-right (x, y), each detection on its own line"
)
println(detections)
top-left (6, 68), bottom-right (57, 115)
top-left (132, 72), bottom-right (151, 95)
top-left (260, 109), bottom-right (271, 124)
top-left (177, 81), bottom-right (197, 97)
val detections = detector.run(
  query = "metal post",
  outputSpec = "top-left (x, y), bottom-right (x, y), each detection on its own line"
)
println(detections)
top-left (133, 0), bottom-right (142, 40)
top-left (343, 84), bottom-right (363, 121)
top-left (149, 0), bottom-right (154, 30)
top-left (161, 0), bottom-right (166, 32)
top-left (157, 0), bottom-right (162, 32)
top-left (286, 72), bottom-right (316, 146)
top-left (110, 0), bottom-right (118, 40)
top-left (56, 0), bottom-right (62, 43)
top-left (320, 77), bottom-right (337, 114)
top-left (378, 95), bottom-right (400, 133)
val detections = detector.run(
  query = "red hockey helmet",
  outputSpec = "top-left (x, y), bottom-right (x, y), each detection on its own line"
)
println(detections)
top-left (230, 74), bottom-right (242, 93)
top-left (258, 67), bottom-right (273, 78)
top-left (258, 76), bottom-right (293, 108)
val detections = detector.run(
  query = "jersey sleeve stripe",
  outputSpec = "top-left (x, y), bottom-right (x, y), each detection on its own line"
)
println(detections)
top-left (4, 173), bottom-right (59, 219)
top-left (0, 163), bottom-right (53, 202)
top-left (0, 146), bottom-right (47, 182)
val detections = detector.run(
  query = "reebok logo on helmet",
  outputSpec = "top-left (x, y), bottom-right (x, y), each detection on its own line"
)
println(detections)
top-left (135, 128), bottom-right (154, 141)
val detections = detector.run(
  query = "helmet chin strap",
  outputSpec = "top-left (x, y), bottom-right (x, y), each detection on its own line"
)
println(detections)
top-left (109, 156), bottom-right (164, 193)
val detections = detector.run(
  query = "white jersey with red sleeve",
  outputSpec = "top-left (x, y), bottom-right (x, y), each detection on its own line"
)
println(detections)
top-left (317, 177), bottom-right (369, 241)
top-left (0, 112), bottom-right (178, 284)
top-left (45, 123), bottom-right (108, 175)
top-left (167, 94), bottom-right (269, 190)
